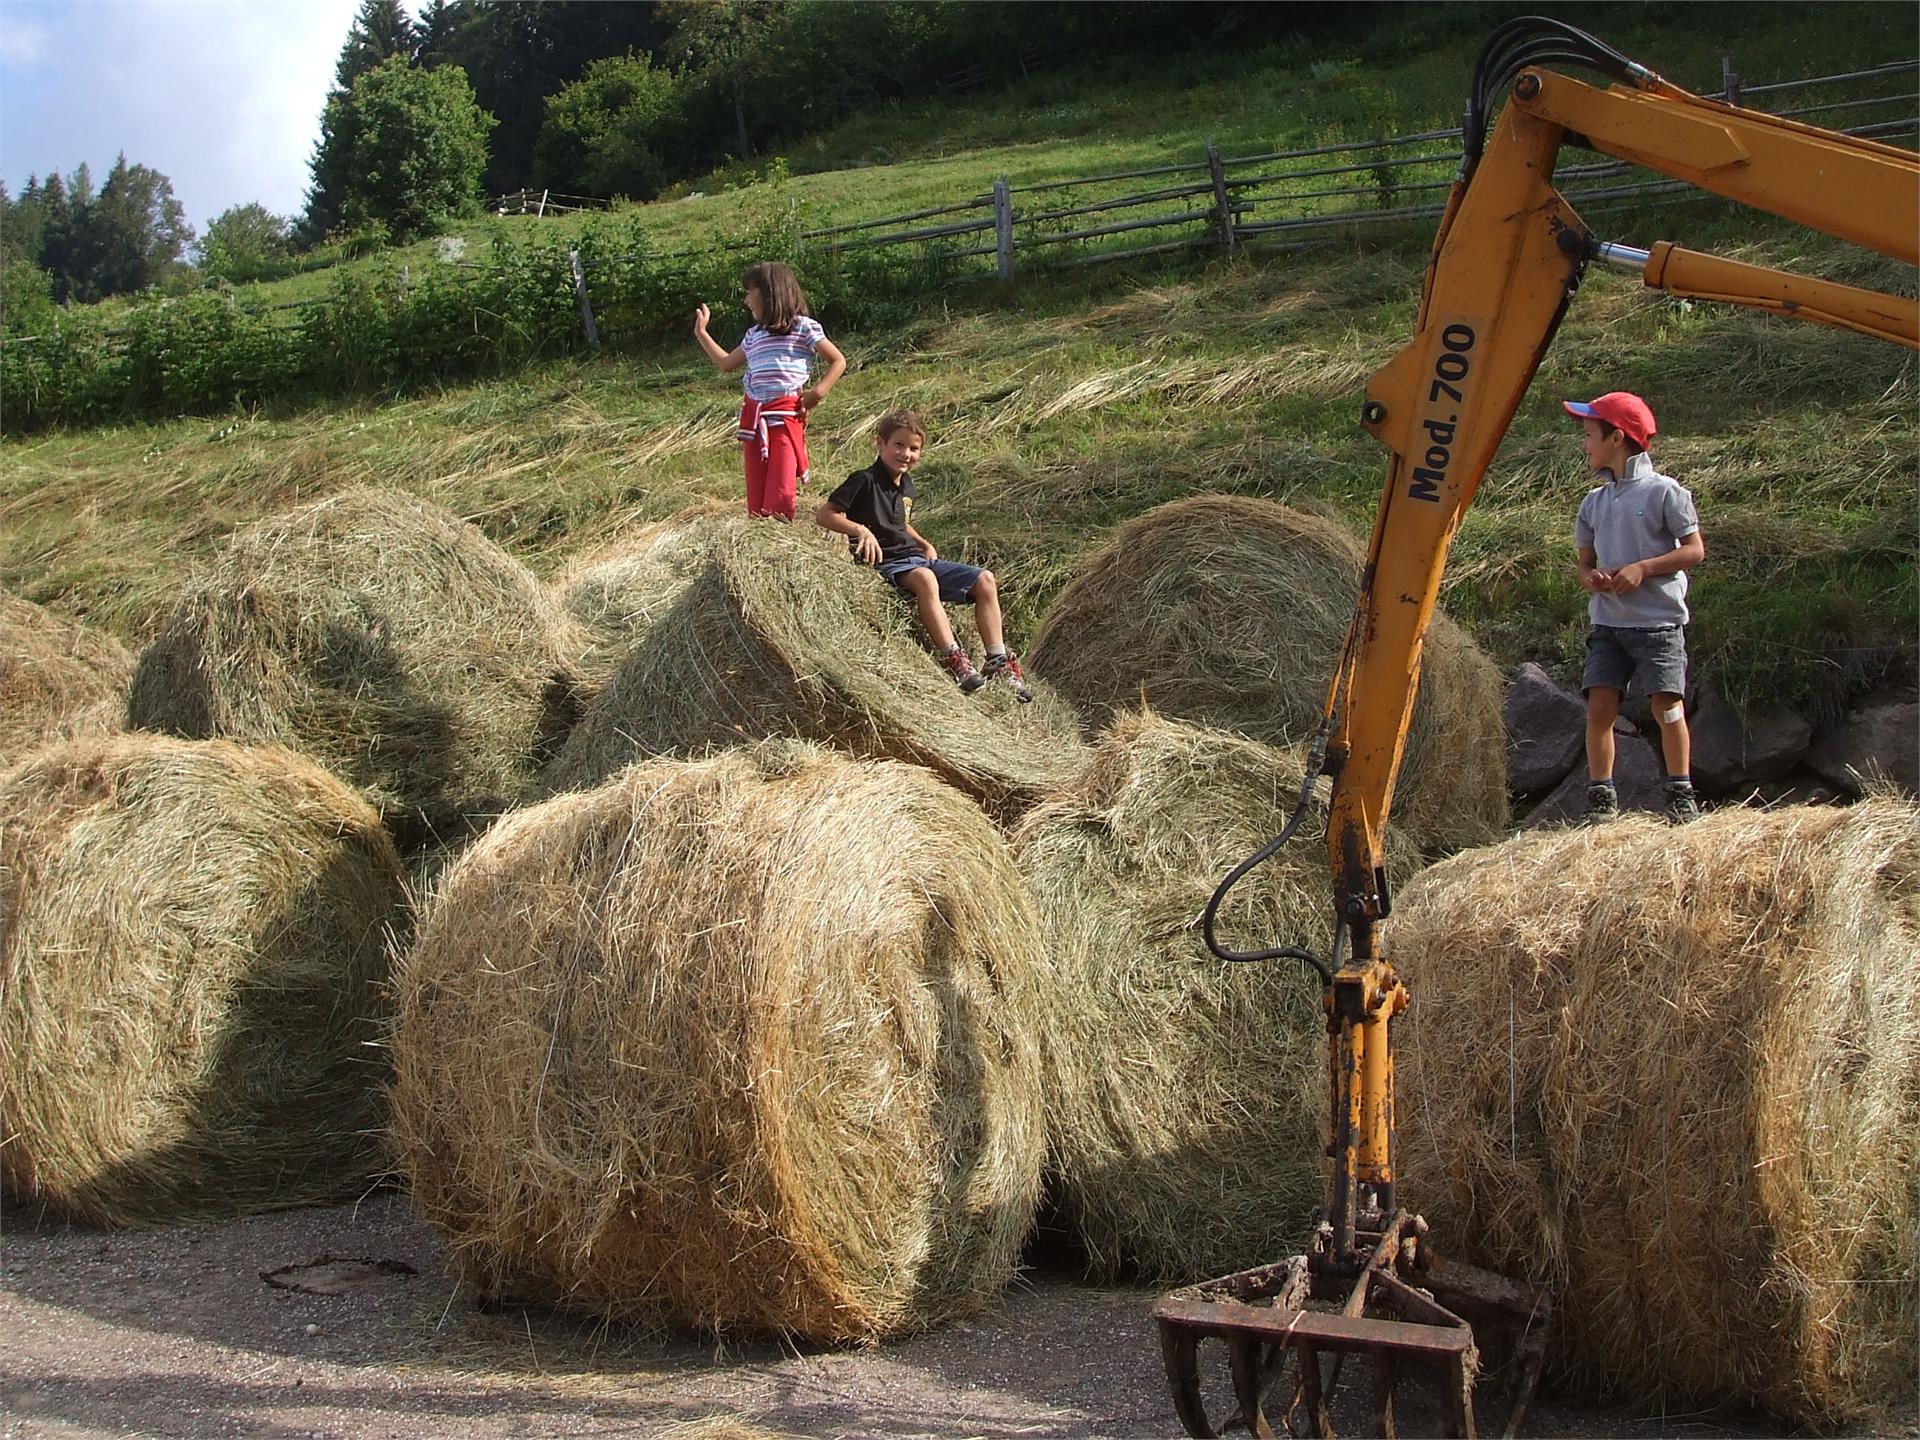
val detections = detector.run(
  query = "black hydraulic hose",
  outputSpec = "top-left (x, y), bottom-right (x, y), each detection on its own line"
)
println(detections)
top-left (1463, 18), bottom-right (1641, 169)
top-left (1200, 734), bottom-right (1334, 985)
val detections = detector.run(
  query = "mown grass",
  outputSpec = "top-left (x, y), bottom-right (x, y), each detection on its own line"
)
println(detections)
top-left (4, 213), bottom-right (1912, 724)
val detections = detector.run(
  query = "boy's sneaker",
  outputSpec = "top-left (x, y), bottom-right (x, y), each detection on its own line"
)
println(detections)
top-left (944, 646), bottom-right (986, 694)
top-left (1663, 780), bottom-right (1701, 824)
top-left (1581, 782), bottom-right (1620, 825)
top-left (981, 649), bottom-right (1034, 703)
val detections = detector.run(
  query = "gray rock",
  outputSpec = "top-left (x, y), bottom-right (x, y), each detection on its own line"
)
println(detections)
top-left (1749, 766), bottom-right (1848, 809)
top-left (1689, 686), bottom-right (1813, 795)
top-left (1522, 730), bottom-right (1665, 828)
top-left (1504, 662), bottom-right (1585, 795)
top-left (1808, 700), bottom-right (1918, 797)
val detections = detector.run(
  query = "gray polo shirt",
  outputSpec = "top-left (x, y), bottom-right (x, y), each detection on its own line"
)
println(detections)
top-left (1575, 452), bottom-right (1699, 628)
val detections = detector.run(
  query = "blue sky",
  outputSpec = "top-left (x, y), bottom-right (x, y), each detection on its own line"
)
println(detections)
top-left (1, 0), bottom-right (403, 235)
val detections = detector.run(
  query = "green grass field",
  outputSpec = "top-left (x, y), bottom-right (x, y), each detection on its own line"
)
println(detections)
top-left (4, 3), bottom-right (1914, 725)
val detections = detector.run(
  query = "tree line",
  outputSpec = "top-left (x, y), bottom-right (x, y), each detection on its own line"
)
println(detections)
top-left (0, 0), bottom-right (1487, 311)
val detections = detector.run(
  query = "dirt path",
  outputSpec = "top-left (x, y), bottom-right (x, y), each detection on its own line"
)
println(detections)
top-left (0, 1192), bottom-right (1818, 1439)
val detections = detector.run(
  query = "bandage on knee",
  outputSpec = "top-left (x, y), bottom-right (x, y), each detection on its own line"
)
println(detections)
top-left (1657, 700), bottom-right (1684, 725)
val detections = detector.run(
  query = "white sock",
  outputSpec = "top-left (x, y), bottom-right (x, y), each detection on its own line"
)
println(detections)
top-left (986, 644), bottom-right (1007, 659)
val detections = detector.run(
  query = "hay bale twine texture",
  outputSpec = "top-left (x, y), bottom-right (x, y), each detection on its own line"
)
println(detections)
top-left (1028, 495), bottom-right (1507, 853)
top-left (1013, 709), bottom-right (1418, 1282)
top-left (1392, 802), bottom-right (1920, 1424)
top-left (1, 592), bottom-right (133, 770)
top-left (390, 743), bottom-right (1048, 1342)
top-left (546, 500), bottom-right (738, 690)
top-left (541, 520), bottom-right (1085, 822)
top-left (0, 733), bottom-right (406, 1226)
top-left (128, 487), bottom-right (585, 845)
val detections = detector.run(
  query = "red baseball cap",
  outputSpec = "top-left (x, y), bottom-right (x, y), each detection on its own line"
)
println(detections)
top-left (1563, 391), bottom-right (1656, 447)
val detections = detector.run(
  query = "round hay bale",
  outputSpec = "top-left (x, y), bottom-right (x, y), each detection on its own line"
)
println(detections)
top-left (1392, 801), bottom-right (1920, 1424)
top-left (1012, 709), bottom-right (1419, 1282)
top-left (0, 732), bottom-right (406, 1226)
top-left (547, 500), bottom-right (738, 689)
top-left (1028, 495), bottom-right (1507, 853)
top-left (1, 593), bottom-right (133, 770)
top-left (540, 520), bottom-right (1086, 823)
top-left (127, 486), bottom-right (586, 846)
top-left (390, 743), bottom-right (1048, 1342)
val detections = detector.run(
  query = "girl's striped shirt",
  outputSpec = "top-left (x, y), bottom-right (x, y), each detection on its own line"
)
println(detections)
top-left (740, 318), bottom-right (825, 401)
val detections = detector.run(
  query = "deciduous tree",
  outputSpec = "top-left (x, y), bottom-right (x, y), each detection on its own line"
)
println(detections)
top-left (337, 57), bottom-right (496, 242)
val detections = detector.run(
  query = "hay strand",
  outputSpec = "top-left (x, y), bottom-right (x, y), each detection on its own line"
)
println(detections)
top-left (1392, 801), bottom-right (1920, 1424)
top-left (1, 592), bottom-right (132, 770)
top-left (546, 500), bottom-right (738, 689)
top-left (390, 743), bottom-right (1048, 1342)
top-left (0, 733), bottom-right (406, 1226)
top-left (1014, 709), bottom-right (1418, 1281)
top-left (541, 520), bottom-right (1085, 822)
top-left (1028, 495), bottom-right (1507, 853)
top-left (127, 486), bottom-right (585, 845)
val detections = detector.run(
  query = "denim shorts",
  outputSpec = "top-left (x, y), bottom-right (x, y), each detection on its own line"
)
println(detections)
top-left (1583, 624), bottom-right (1688, 698)
top-left (877, 555), bottom-right (984, 603)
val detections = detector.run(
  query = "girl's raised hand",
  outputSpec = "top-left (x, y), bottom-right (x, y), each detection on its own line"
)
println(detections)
top-left (693, 303), bottom-right (710, 333)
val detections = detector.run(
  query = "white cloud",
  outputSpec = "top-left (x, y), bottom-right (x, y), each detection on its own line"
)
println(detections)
top-left (0, 15), bottom-right (52, 65)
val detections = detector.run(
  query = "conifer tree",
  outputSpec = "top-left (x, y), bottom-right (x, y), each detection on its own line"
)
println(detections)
top-left (299, 0), bottom-right (419, 246)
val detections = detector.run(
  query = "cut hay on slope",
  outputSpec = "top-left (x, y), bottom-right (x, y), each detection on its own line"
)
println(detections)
top-left (546, 500), bottom-right (738, 689)
top-left (0, 733), bottom-right (406, 1226)
top-left (127, 486), bottom-right (586, 847)
top-left (390, 743), bottom-right (1048, 1342)
top-left (1391, 801), bottom-right (1920, 1425)
top-left (1028, 495), bottom-right (1507, 853)
top-left (1, 593), bottom-right (133, 770)
top-left (540, 520), bottom-right (1086, 822)
top-left (1013, 709), bottom-right (1418, 1282)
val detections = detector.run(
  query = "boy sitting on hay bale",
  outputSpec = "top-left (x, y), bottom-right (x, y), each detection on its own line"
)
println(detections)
top-left (1567, 389), bottom-right (1706, 824)
top-left (816, 408), bottom-right (1033, 701)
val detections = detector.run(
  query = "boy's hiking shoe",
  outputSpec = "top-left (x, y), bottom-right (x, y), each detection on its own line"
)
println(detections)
top-left (1581, 783), bottom-right (1619, 825)
top-left (944, 647), bottom-right (986, 693)
top-left (982, 650), bottom-right (1034, 703)
top-left (1663, 780), bottom-right (1701, 824)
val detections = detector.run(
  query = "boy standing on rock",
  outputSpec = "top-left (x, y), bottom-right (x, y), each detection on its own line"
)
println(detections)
top-left (1568, 390), bottom-right (1706, 823)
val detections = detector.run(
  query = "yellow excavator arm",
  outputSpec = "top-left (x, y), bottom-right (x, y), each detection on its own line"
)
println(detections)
top-left (1164, 21), bottom-right (1917, 1438)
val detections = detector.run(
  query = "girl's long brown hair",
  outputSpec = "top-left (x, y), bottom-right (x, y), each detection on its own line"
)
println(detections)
top-left (742, 261), bottom-right (808, 335)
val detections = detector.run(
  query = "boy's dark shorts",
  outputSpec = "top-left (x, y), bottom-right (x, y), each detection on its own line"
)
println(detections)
top-left (1583, 623), bottom-right (1688, 698)
top-left (878, 555), bottom-right (984, 603)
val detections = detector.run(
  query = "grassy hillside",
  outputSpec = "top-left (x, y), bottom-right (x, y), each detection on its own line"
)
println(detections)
top-left (151, 2), bottom-right (1916, 310)
top-left (4, 4), bottom-right (1914, 723)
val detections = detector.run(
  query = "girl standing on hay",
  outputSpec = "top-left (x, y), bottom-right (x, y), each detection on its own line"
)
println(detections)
top-left (693, 261), bottom-right (847, 522)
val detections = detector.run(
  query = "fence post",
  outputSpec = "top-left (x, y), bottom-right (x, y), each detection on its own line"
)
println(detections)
top-left (568, 249), bottom-right (600, 349)
top-left (993, 177), bottom-right (1014, 282)
top-left (1206, 140), bottom-right (1236, 257)
top-left (1721, 53), bottom-right (1741, 106)
top-left (537, 188), bottom-right (551, 218)
top-left (397, 266), bottom-right (410, 302)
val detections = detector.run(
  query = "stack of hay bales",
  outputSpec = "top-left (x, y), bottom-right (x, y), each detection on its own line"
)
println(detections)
top-left (389, 743), bottom-right (1048, 1342)
top-left (1028, 495), bottom-right (1508, 854)
top-left (541, 520), bottom-right (1086, 822)
top-left (546, 500), bottom-right (738, 689)
top-left (1391, 801), bottom-right (1920, 1425)
top-left (1, 593), bottom-right (133, 769)
top-left (0, 733), bottom-right (406, 1226)
top-left (1013, 709), bottom-right (1418, 1282)
top-left (128, 486), bottom-right (587, 847)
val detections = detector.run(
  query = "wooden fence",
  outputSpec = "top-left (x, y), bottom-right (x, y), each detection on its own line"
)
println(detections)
top-left (8, 57), bottom-right (1913, 355)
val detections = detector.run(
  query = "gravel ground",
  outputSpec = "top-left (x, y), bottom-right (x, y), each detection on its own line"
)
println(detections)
top-left (0, 1191), bottom-right (1876, 1439)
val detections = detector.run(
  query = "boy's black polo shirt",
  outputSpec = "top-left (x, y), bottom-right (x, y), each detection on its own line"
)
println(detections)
top-left (826, 460), bottom-right (919, 562)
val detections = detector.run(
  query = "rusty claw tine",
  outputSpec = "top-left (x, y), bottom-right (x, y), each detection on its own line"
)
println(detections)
top-left (1227, 1337), bottom-right (1278, 1439)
